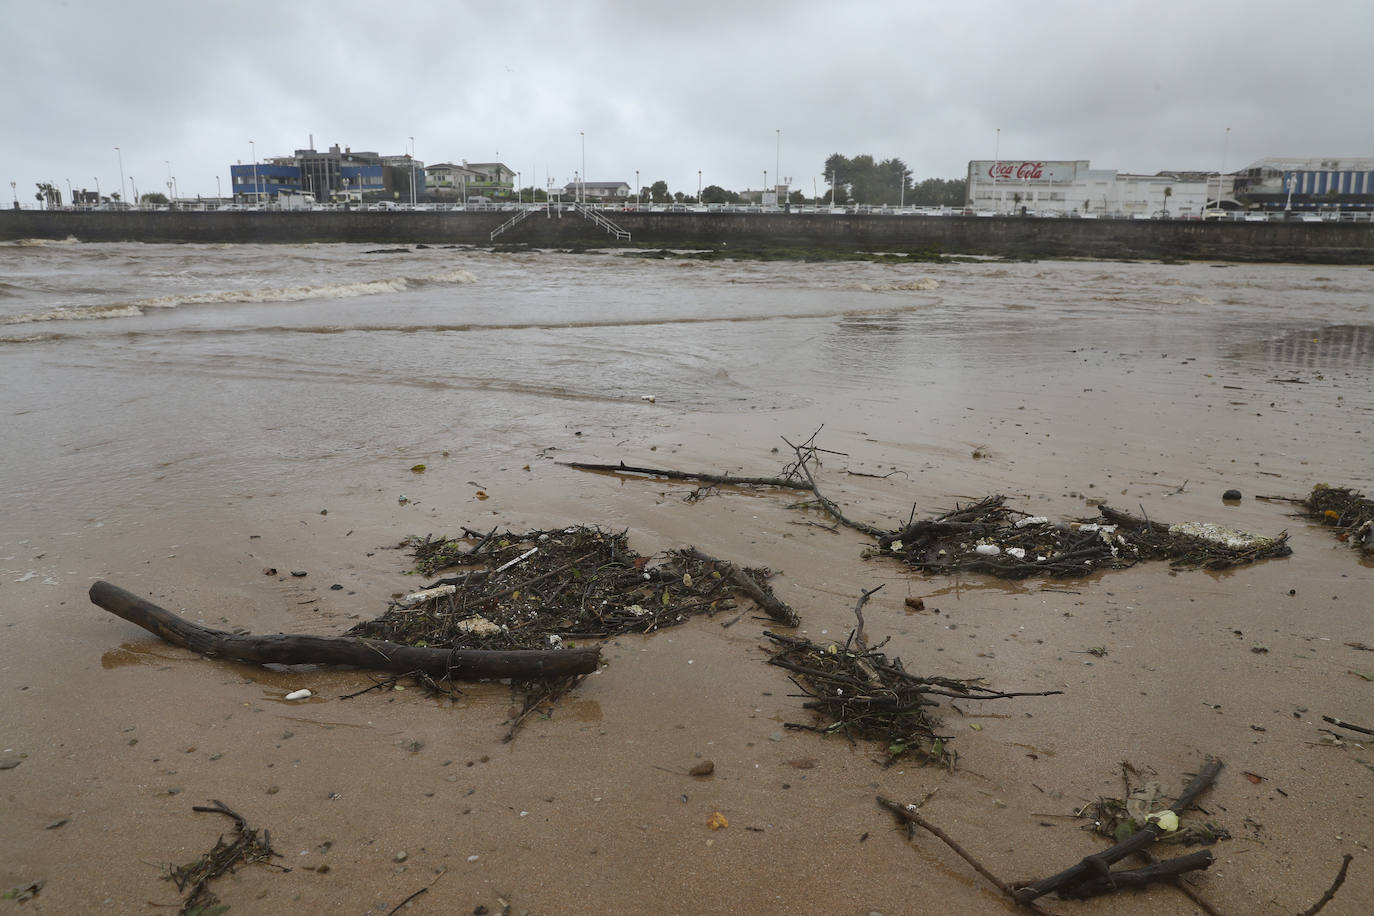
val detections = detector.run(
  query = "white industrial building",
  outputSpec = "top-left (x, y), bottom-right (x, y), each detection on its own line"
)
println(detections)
top-left (966, 160), bottom-right (1210, 218)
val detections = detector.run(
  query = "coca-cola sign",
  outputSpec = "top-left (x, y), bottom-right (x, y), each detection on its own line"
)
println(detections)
top-left (988, 161), bottom-right (1048, 180)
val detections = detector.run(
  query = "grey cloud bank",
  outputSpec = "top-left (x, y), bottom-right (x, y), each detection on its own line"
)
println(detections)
top-left (5, 0), bottom-right (1373, 204)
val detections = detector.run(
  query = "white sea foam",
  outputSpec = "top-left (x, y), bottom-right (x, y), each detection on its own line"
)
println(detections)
top-left (0, 268), bottom-right (476, 325)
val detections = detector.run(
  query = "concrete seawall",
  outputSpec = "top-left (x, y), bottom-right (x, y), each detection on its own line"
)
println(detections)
top-left (4, 209), bottom-right (1374, 263)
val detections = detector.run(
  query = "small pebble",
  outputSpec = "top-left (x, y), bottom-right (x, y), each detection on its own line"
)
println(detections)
top-left (394, 850), bottom-right (407, 863)
top-left (1222, 489), bottom-right (1243, 501)
top-left (689, 760), bottom-right (715, 778)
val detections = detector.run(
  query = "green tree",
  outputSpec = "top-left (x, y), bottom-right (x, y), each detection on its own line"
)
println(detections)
top-left (141, 191), bottom-right (169, 205)
top-left (821, 153), bottom-right (913, 205)
top-left (700, 184), bottom-right (731, 204)
top-left (649, 180), bottom-right (670, 203)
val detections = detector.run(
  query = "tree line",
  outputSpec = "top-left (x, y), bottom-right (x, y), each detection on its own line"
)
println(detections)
top-left (823, 154), bottom-right (966, 207)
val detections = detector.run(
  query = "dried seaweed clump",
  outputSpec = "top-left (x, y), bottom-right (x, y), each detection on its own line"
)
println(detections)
top-left (1087, 781), bottom-right (1230, 847)
top-left (351, 526), bottom-right (761, 651)
top-left (167, 801), bottom-right (279, 916)
top-left (763, 631), bottom-right (1058, 767)
top-left (1301, 484), bottom-right (1374, 554)
top-left (871, 496), bottom-right (1291, 579)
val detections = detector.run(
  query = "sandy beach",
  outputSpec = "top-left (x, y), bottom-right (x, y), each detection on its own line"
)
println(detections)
top-left (2, 243), bottom-right (1371, 914)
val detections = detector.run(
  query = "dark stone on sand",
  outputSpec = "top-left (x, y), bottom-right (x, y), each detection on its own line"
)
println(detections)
top-left (1222, 489), bottom-right (1243, 501)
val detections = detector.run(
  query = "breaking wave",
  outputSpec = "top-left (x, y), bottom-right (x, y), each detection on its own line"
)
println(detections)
top-left (855, 277), bottom-right (940, 292)
top-left (0, 268), bottom-right (476, 325)
top-left (2, 236), bottom-right (81, 247)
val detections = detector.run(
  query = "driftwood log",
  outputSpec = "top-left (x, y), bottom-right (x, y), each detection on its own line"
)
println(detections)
top-left (88, 580), bottom-right (600, 680)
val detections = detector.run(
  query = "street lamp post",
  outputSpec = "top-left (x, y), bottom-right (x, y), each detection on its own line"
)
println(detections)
top-left (130, 178), bottom-right (138, 206)
top-left (409, 136), bottom-right (416, 207)
top-left (516, 171), bottom-right (521, 206)
top-left (94, 176), bottom-right (100, 203)
top-left (250, 140), bottom-right (258, 206)
top-left (216, 175), bottom-right (221, 199)
top-left (65, 178), bottom-right (72, 208)
top-left (763, 170), bottom-right (768, 206)
top-left (579, 130), bottom-right (585, 204)
top-left (992, 127), bottom-right (1000, 214)
top-left (635, 170), bottom-right (639, 206)
top-left (10, 181), bottom-right (16, 208)
top-left (900, 169), bottom-right (909, 209)
top-left (775, 129), bottom-right (780, 194)
top-left (114, 146), bottom-right (125, 204)
top-left (697, 170), bottom-right (702, 204)
top-left (1216, 126), bottom-right (1231, 213)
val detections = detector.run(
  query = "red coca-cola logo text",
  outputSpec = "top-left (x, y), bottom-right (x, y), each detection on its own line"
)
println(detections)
top-left (988, 162), bottom-right (1046, 180)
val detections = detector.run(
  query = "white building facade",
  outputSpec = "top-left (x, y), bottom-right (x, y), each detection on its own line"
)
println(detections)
top-left (966, 160), bottom-right (1209, 218)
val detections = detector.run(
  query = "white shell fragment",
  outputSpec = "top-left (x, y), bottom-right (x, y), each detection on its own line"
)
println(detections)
top-left (974, 544), bottom-right (1002, 556)
top-left (397, 584), bottom-right (457, 608)
top-left (1014, 516), bottom-right (1049, 528)
top-left (285, 689), bottom-right (312, 701)
top-left (455, 615), bottom-right (503, 637)
top-left (1149, 810), bottom-right (1180, 832)
top-left (1005, 547), bottom-right (1027, 559)
top-left (1167, 521), bottom-right (1274, 551)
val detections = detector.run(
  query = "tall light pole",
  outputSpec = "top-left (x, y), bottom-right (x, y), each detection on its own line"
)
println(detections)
top-left (165, 160), bottom-right (173, 203)
top-left (216, 175), bottom-right (221, 199)
top-left (635, 169), bottom-right (639, 206)
top-left (900, 169), bottom-right (909, 209)
top-left (1216, 126), bottom-right (1231, 213)
top-left (992, 127), bottom-right (1000, 214)
top-left (579, 130), bottom-right (585, 204)
top-left (114, 147), bottom-right (125, 203)
top-left (65, 178), bottom-right (72, 208)
top-left (409, 136), bottom-right (416, 206)
top-left (775, 129), bottom-right (780, 194)
top-left (516, 171), bottom-right (521, 205)
top-left (94, 176), bottom-right (100, 203)
top-left (250, 140), bottom-right (258, 206)
top-left (11, 181), bottom-right (17, 208)
top-left (697, 169), bottom-right (702, 203)
top-left (763, 170), bottom-right (768, 205)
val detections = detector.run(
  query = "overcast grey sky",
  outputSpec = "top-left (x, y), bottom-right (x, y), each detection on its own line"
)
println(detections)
top-left (5, 0), bottom-right (1373, 203)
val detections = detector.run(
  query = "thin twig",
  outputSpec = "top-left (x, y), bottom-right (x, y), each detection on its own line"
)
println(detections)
top-left (877, 797), bottom-right (1053, 914)
top-left (1298, 853), bottom-right (1354, 916)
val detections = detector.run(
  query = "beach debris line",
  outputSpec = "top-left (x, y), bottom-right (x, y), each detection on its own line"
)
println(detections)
top-left (357, 525), bottom-right (798, 650)
top-left (87, 580), bottom-right (600, 681)
top-left (166, 800), bottom-right (282, 916)
top-left (873, 497), bottom-right (1292, 579)
top-left (763, 615), bottom-right (1062, 767)
top-left (1013, 759), bottom-right (1223, 904)
top-left (1298, 484), bottom-right (1374, 555)
top-left (350, 525), bottom-right (798, 739)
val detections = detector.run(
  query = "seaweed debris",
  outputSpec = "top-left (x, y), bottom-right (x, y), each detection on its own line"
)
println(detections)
top-left (1085, 778), bottom-right (1231, 847)
top-left (167, 801), bottom-right (280, 916)
top-left (350, 526), bottom-right (791, 738)
top-left (764, 629), bottom-right (1061, 767)
top-left (1300, 484), bottom-right (1374, 554)
top-left (871, 496), bottom-right (1291, 579)
top-left (353, 526), bottom-right (781, 649)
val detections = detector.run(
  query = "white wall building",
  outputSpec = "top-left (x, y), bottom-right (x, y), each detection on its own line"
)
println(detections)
top-left (966, 160), bottom-right (1209, 218)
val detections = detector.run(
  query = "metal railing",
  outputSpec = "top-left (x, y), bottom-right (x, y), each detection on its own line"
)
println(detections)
top-left (572, 202), bottom-right (631, 240)
top-left (489, 207), bottom-right (535, 240)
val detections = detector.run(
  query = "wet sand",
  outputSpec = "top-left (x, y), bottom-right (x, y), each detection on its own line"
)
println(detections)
top-left (2, 249), bottom-right (1372, 914)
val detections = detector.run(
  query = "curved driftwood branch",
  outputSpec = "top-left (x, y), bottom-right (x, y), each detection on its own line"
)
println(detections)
top-left (89, 580), bottom-right (600, 680)
top-left (562, 460), bottom-right (813, 490)
top-left (681, 548), bottom-right (799, 627)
